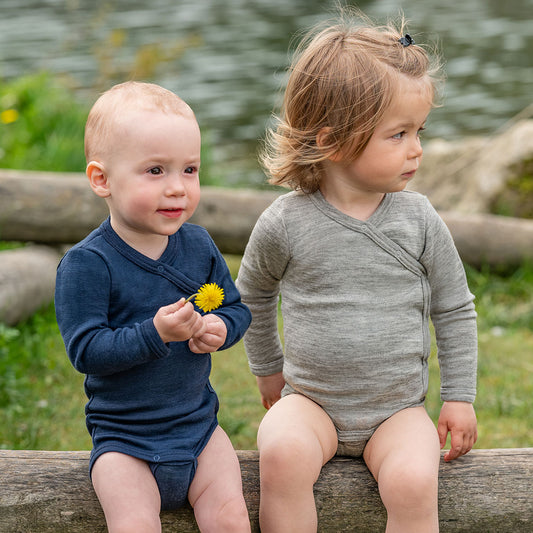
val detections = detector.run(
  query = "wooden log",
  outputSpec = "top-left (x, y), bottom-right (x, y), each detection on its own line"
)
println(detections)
top-left (0, 245), bottom-right (61, 326)
top-left (440, 210), bottom-right (533, 269)
top-left (0, 169), bottom-right (109, 244)
top-left (1, 169), bottom-right (533, 267)
top-left (0, 449), bottom-right (531, 532)
top-left (189, 187), bottom-right (279, 255)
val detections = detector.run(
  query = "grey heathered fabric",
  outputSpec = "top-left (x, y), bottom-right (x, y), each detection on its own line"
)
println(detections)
top-left (236, 189), bottom-right (477, 442)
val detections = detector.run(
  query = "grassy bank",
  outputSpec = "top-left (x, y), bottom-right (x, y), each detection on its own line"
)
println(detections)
top-left (1, 257), bottom-right (532, 452)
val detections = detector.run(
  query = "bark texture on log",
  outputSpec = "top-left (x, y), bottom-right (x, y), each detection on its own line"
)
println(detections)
top-left (0, 449), bottom-right (531, 532)
top-left (0, 246), bottom-right (61, 325)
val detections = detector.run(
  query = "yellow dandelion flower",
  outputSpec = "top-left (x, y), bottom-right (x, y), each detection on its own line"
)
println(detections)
top-left (186, 283), bottom-right (224, 312)
top-left (1, 109), bottom-right (19, 124)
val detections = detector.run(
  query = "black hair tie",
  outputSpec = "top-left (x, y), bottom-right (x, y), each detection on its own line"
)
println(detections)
top-left (399, 34), bottom-right (415, 47)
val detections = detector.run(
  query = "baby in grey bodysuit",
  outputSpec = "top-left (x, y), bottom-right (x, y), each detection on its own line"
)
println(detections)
top-left (237, 12), bottom-right (478, 533)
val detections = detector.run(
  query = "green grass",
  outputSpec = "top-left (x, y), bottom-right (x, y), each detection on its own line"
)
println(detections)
top-left (0, 305), bottom-right (90, 450)
top-left (1, 257), bottom-right (532, 452)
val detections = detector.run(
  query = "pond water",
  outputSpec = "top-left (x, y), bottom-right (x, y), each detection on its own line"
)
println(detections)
top-left (1, 0), bottom-right (532, 185)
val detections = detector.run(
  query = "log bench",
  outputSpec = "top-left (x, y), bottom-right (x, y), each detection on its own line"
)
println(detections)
top-left (0, 448), bottom-right (532, 532)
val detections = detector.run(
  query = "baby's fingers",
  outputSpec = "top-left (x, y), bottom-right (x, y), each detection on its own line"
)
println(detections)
top-left (443, 433), bottom-right (463, 462)
top-left (188, 312), bottom-right (207, 338)
top-left (437, 419), bottom-right (449, 450)
top-left (188, 336), bottom-right (211, 354)
top-left (444, 430), bottom-right (473, 462)
top-left (160, 298), bottom-right (186, 316)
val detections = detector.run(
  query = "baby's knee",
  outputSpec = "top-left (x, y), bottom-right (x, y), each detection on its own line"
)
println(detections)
top-left (379, 460), bottom-right (438, 511)
top-left (107, 512), bottom-right (161, 533)
top-left (260, 435), bottom-right (320, 487)
top-left (212, 495), bottom-right (251, 533)
top-left (261, 434), bottom-right (302, 469)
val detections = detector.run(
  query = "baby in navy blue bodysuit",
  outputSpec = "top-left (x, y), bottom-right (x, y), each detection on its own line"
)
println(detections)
top-left (55, 81), bottom-right (252, 532)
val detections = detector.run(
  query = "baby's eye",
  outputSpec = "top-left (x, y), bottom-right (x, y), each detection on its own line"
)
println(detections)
top-left (184, 166), bottom-right (198, 174)
top-left (148, 166), bottom-right (163, 175)
top-left (417, 127), bottom-right (426, 137)
top-left (392, 131), bottom-right (406, 140)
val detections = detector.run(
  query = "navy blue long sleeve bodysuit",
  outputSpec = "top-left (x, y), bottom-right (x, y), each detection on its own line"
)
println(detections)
top-left (55, 218), bottom-right (251, 473)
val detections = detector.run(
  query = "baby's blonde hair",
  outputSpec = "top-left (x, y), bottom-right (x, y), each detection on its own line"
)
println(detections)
top-left (84, 81), bottom-right (194, 162)
top-left (262, 13), bottom-right (441, 192)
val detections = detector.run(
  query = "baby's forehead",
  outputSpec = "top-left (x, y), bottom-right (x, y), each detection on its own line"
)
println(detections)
top-left (111, 94), bottom-right (193, 117)
top-left (98, 82), bottom-right (193, 115)
top-left (105, 99), bottom-right (197, 137)
top-left (117, 102), bottom-right (192, 120)
top-left (385, 73), bottom-right (434, 104)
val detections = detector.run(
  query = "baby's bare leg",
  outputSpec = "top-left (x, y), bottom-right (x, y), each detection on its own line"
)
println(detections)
top-left (257, 394), bottom-right (338, 533)
top-left (91, 452), bottom-right (161, 533)
top-left (363, 406), bottom-right (441, 533)
top-left (188, 425), bottom-right (250, 533)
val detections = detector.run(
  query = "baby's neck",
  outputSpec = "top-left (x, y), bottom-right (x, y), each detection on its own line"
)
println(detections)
top-left (319, 184), bottom-right (385, 221)
top-left (132, 237), bottom-right (169, 260)
top-left (110, 219), bottom-right (169, 260)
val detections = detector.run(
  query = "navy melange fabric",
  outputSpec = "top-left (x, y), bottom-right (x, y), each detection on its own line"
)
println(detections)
top-left (55, 218), bottom-right (251, 472)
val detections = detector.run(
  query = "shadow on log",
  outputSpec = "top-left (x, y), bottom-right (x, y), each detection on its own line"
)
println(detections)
top-left (0, 449), bottom-right (532, 532)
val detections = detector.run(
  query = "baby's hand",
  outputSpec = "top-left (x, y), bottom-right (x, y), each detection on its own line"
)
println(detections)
top-left (257, 372), bottom-right (285, 410)
top-left (154, 299), bottom-right (206, 344)
top-left (188, 313), bottom-right (227, 354)
top-left (437, 401), bottom-right (478, 462)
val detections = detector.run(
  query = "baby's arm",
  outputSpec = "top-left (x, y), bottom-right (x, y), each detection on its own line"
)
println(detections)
top-left (421, 203), bottom-right (478, 462)
top-left (188, 313), bottom-right (228, 354)
top-left (236, 200), bottom-right (290, 407)
top-left (437, 401), bottom-right (478, 462)
top-left (153, 299), bottom-right (206, 344)
top-left (256, 372), bottom-right (286, 410)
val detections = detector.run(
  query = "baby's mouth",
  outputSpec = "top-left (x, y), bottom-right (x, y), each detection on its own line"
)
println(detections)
top-left (158, 208), bottom-right (184, 218)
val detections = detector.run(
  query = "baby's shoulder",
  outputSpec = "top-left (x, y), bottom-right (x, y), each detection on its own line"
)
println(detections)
top-left (60, 226), bottom-right (106, 260)
top-left (262, 190), bottom-right (312, 218)
top-left (394, 190), bottom-right (432, 209)
top-left (388, 190), bottom-right (436, 222)
top-left (175, 222), bottom-right (219, 258)
top-left (178, 221), bottom-right (211, 240)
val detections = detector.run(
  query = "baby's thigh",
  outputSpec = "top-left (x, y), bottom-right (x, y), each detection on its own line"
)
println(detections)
top-left (91, 452), bottom-right (161, 532)
top-left (363, 406), bottom-right (440, 490)
top-left (188, 426), bottom-right (250, 531)
top-left (188, 425), bottom-right (244, 506)
top-left (258, 393), bottom-right (338, 469)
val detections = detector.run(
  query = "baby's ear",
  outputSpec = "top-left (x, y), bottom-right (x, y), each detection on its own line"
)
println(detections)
top-left (86, 161), bottom-right (111, 198)
top-left (316, 127), bottom-right (344, 162)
